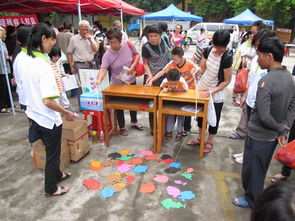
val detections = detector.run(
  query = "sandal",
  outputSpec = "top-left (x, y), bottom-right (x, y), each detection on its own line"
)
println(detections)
top-left (165, 131), bottom-right (172, 141)
top-left (46, 186), bottom-right (69, 197)
top-left (270, 174), bottom-right (287, 183)
top-left (175, 132), bottom-right (182, 141)
top-left (131, 123), bottom-right (144, 131)
top-left (204, 142), bottom-right (214, 153)
top-left (181, 131), bottom-right (189, 137)
top-left (187, 138), bottom-right (201, 146)
top-left (120, 128), bottom-right (128, 136)
top-left (231, 196), bottom-right (252, 208)
top-left (0, 108), bottom-right (10, 113)
top-left (59, 172), bottom-right (72, 182)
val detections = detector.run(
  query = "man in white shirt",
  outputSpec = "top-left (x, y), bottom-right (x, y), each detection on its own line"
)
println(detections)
top-left (113, 20), bottom-right (128, 42)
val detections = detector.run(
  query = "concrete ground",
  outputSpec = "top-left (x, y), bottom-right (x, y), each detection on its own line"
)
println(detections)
top-left (0, 41), bottom-right (294, 221)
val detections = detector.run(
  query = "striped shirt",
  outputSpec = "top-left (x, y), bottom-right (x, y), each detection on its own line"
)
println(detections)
top-left (197, 51), bottom-right (226, 102)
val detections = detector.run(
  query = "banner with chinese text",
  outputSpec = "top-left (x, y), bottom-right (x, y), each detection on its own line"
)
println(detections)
top-left (0, 15), bottom-right (39, 27)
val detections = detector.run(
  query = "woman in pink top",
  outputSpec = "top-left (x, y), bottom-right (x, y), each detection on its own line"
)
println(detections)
top-left (170, 24), bottom-right (183, 48)
top-left (95, 28), bottom-right (143, 136)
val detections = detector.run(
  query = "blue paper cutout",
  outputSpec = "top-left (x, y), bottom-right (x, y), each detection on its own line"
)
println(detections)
top-left (169, 162), bottom-right (182, 168)
top-left (178, 191), bottom-right (195, 201)
top-left (133, 165), bottom-right (148, 174)
top-left (100, 187), bottom-right (115, 199)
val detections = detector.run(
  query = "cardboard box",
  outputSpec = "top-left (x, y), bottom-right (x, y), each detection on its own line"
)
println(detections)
top-left (80, 92), bottom-right (103, 111)
top-left (67, 133), bottom-right (89, 162)
top-left (62, 119), bottom-right (88, 141)
top-left (32, 140), bottom-right (70, 171)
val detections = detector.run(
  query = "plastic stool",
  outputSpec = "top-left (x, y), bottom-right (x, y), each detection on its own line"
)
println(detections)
top-left (84, 110), bottom-right (112, 133)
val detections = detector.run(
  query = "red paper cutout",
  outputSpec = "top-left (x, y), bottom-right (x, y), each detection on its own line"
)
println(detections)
top-left (125, 175), bottom-right (136, 184)
top-left (140, 182), bottom-right (156, 193)
top-left (90, 165), bottom-right (105, 171)
top-left (83, 179), bottom-right (101, 190)
top-left (128, 158), bottom-right (143, 165)
top-left (157, 159), bottom-right (175, 164)
top-left (146, 155), bottom-right (159, 160)
top-left (117, 160), bottom-right (125, 166)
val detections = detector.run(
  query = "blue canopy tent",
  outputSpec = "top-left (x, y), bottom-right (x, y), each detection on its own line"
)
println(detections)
top-left (140, 4), bottom-right (203, 21)
top-left (223, 9), bottom-right (274, 27)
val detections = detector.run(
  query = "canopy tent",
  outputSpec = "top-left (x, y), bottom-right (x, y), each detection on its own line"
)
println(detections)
top-left (223, 9), bottom-right (274, 26)
top-left (140, 4), bottom-right (203, 22)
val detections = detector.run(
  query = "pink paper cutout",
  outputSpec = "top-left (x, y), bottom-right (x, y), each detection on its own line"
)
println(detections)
top-left (139, 150), bottom-right (153, 158)
top-left (153, 175), bottom-right (169, 183)
top-left (117, 164), bottom-right (133, 173)
top-left (186, 168), bottom-right (194, 174)
top-left (166, 186), bottom-right (181, 198)
top-left (174, 180), bottom-right (187, 185)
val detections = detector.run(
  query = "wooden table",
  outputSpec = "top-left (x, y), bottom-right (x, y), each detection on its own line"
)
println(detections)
top-left (102, 84), bottom-right (162, 153)
top-left (157, 89), bottom-right (209, 158)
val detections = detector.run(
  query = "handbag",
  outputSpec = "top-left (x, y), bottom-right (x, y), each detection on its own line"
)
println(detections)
top-left (233, 67), bottom-right (249, 94)
top-left (126, 41), bottom-right (145, 77)
top-left (274, 139), bottom-right (295, 168)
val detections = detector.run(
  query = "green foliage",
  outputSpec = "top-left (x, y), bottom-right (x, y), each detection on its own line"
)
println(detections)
top-left (124, 0), bottom-right (182, 12)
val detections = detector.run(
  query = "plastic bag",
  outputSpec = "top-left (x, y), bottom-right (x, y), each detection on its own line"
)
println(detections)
top-left (274, 139), bottom-right (295, 168)
top-left (115, 66), bottom-right (136, 84)
top-left (207, 93), bottom-right (216, 127)
top-left (233, 67), bottom-right (249, 94)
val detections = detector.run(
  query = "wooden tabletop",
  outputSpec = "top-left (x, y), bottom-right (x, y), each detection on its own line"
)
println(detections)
top-left (158, 89), bottom-right (210, 101)
top-left (102, 84), bottom-right (162, 97)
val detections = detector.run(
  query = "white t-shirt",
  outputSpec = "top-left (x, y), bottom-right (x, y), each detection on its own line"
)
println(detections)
top-left (246, 56), bottom-right (267, 108)
top-left (22, 51), bottom-right (62, 129)
top-left (13, 50), bottom-right (28, 105)
top-left (238, 40), bottom-right (256, 69)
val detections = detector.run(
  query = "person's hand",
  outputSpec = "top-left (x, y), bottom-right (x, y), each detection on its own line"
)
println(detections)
top-left (162, 87), bottom-right (169, 93)
top-left (95, 79), bottom-right (102, 87)
top-left (11, 78), bottom-right (16, 86)
top-left (278, 135), bottom-right (286, 147)
top-left (127, 69), bottom-right (135, 75)
top-left (70, 66), bottom-right (75, 74)
top-left (242, 60), bottom-right (247, 67)
top-left (200, 90), bottom-right (210, 98)
top-left (145, 78), bottom-right (153, 86)
top-left (64, 111), bottom-right (75, 121)
top-left (240, 94), bottom-right (247, 108)
top-left (64, 74), bottom-right (70, 78)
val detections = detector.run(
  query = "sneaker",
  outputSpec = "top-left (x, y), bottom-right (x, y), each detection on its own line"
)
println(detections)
top-left (234, 156), bottom-right (243, 164)
top-left (233, 152), bottom-right (244, 159)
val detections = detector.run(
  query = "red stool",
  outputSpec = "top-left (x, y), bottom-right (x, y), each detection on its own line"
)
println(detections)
top-left (84, 110), bottom-right (112, 133)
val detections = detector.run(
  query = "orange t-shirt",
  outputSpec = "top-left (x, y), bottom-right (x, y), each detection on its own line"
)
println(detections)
top-left (160, 77), bottom-right (188, 91)
top-left (162, 59), bottom-right (196, 89)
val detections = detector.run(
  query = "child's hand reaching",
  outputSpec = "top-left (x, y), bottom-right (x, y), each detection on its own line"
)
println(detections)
top-left (162, 87), bottom-right (169, 93)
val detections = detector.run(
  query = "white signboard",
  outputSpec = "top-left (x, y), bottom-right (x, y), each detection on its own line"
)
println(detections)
top-left (79, 69), bottom-right (109, 95)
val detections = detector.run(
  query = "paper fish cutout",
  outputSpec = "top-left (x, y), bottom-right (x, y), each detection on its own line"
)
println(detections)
top-left (112, 183), bottom-right (126, 192)
top-left (133, 165), bottom-right (148, 174)
top-left (186, 168), bottom-right (194, 174)
top-left (169, 162), bottom-right (181, 168)
top-left (102, 159), bottom-right (118, 167)
top-left (119, 149), bottom-right (131, 155)
top-left (100, 187), bottom-right (115, 199)
top-left (91, 160), bottom-right (101, 168)
top-left (180, 173), bottom-right (193, 180)
top-left (90, 165), bottom-right (105, 171)
top-left (125, 175), bottom-right (136, 184)
top-left (128, 157), bottom-right (143, 165)
top-left (82, 179), bottom-right (100, 190)
top-left (118, 156), bottom-right (136, 161)
top-left (116, 160), bottom-right (125, 166)
top-left (139, 150), bottom-right (153, 158)
top-left (107, 173), bottom-right (122, 184)
top-left (178, 191), bottom-right (195, 201)
top-left (166, 186), bottom-right (181, 198)
top-left (153, 175), bottom-right (169, 183)
top-left (174, 180), bottom-right (187, 186)
top-left (140, 182), bottom-right (156, 193)
top-left (158, 159), bottom-right (175, 164)
top-left (146, 155), bottom-right (159, 160)
top-left (160, 198), bottom-right (186, 209)
top-left (108, 152), bottom-right (121, 160)
top-left (161, 154), bottom-right (173, 160)
top-left (117, 164), bottom-right (133, 173)
top-left (164, 167), bottom-right (181, 174)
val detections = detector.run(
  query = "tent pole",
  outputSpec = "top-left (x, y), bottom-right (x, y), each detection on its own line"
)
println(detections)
top-left (120, 1), bottom-right (123, 31)
top-left (0, 39), bottom-right (15, 115)
top-left (77, 0), bottom-right (82, 22)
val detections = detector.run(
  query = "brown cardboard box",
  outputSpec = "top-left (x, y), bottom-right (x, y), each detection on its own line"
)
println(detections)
top-left (62, 119), bottom-right (88, 141)
top-left (67, 133), bottom-right (89, 162)
top-left (32, 140), bottom-right (70, 171)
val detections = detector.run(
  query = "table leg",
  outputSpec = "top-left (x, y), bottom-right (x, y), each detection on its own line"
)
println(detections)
top-left (104, 108), bottom-right (109, 147)
top-left (113, 110), bottom-right (118, 136)
top-left (199, 116), bottom-right (206, 159)
top-left (162, 114), bottom-right (166, 144)
top-left (157, 111), bottom-right (163, 154)
top-left (152, 110), bottom-right (157, 153)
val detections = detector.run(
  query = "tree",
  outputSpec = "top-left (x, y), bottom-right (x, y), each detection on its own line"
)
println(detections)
top-left (125, 0), bottom-right (182, 12)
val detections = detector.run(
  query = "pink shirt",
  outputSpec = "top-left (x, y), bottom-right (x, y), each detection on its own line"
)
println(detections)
top-left (101, 41), bottom-right (137, 84)
top-left (171, 33), bottom-right (183, 47)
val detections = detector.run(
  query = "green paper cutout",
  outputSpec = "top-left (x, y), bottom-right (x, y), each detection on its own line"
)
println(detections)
top-left (181, 173), bottom-right (193, 180)
top-left (160, 198), bottom-right (186, 209)
top-left (117, 156), bottom-right (136, 161)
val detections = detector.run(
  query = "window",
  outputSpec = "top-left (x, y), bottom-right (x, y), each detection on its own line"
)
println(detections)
top-left (193, 25), bottom-right (203, 31)
top-left (207, 25), bottom-right (220, 32)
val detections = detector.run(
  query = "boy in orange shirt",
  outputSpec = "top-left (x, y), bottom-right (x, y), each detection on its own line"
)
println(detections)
top-left (160, 69), bottom-right (188, 141)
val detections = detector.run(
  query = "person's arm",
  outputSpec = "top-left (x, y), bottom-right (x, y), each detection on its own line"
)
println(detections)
top-left (87, 35), bottom-right (98, 53)
top-left (94, 37), bottom-right (100, 53)
top-left (43, 99), bottom-right (75, 121)
top-left (143, 58), bottom-right (153, 80)
top-left (128, 52), bottom-right (139, 75)
top-left (195, 56), bottom-right (206, 77)
top-left (95, 68), bottom-right (108, 87)
top-left (146, 69), bottom-right (165, 86)
top-left (68, 53), bottom-right (75, 74)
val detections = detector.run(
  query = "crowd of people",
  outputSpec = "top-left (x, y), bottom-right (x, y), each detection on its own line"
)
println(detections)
top-left (0, 18), bottom-right (294, 219)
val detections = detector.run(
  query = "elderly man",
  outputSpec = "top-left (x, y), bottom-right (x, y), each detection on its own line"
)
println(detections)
top-left (113, 20), bottom-right (128, 42)
top-left (67, 20), bottom-right (98, 100)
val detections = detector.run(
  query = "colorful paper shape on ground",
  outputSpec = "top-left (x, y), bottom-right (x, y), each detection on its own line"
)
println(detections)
top-left (116, 160), bottom-right (125, 166)
top-left (158, 159), bottom-right (175, 164)
top-left (186, 168), bottom-right (194, 174)
top-left (146, 155), bottom-right (159, 160)
top-left (164, 167), bottom-right (181, 174)
top-left (117, 164), bottom-right (133, 173)
top-left (91, 160), bottom-right (101, 168)
top-left (153, 175), bottom-right (169, 183)
top-left (102, 159), bottom-right (118, 167)
top-left (161, 154), bottom-right (173, 160)
top-left (178, 191), bottom-right (195, 201)
top-left (128, 157), bottom-right (143, 165)
top-left (125, 175), bottom-right (136, 184)
top-left (118, 156), bottom-right (136, 161)
top-left (90, 165), bottom-right (105, 171)
top-left (170, 162), bottom-right (181, 168)
top-left (174, 180), bottom-right (187, 186)
top-left (139, 150), bottom-right (153, 158)
top-left (112, 183), bottom-right (126, 192)
top-left (181, 173), bottom-right (193, 180)
top-left (100, 187), bottom-right (115, 199)
top-left (160, 198), bottom-right (186, 209)
top-left (107, 173), bottom-right (122, 184)
top-left (83, 179), bottom-right (101, 190)
top-left (133, 165), bottom-right (148, 174)
top-left (140, 182), bottom-right (156, 193)
top-left (108, 152), bottom-right (121, 160)
top-left (166, 186), bottom-right (181, 198)
top-left (119, 149), bottom-right (131, 155)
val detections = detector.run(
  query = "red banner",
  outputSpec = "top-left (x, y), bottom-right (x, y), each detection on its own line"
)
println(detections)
top-left (0, 15), bottom-right (39, 27)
